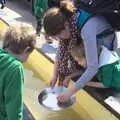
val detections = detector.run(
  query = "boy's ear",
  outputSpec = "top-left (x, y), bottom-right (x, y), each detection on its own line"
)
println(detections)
top-left (24, 47), bottom-right (33, 53)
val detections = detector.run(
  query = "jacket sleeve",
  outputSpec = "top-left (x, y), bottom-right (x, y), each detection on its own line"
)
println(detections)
top-left (43, 0), bottom-right (48, 10)
top-left (75, 18), bottom-right (99, 89)
top-left (4, 65), bottom-right (24, 120)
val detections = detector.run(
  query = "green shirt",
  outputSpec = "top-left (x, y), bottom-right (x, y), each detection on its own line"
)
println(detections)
top-left (98, 59), bottom-right (120, 92)
top-left (34, 0), bottom-right (48, 18)
top-left (0, 49), bottom-right (24, 120)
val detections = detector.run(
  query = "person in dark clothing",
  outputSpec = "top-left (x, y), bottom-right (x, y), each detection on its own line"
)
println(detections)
top-left (34, 0), bottom-right (48, 36)
top-left (48, 0), bottom-right (60, 8)
top-left (0, 0), bottom-right (7, 9)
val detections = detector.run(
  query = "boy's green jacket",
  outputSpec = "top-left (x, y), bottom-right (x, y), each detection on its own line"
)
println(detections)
top-left (0, 49), bottom-right (24, 120)
top-left (34, 0), bottom-right (48, 18)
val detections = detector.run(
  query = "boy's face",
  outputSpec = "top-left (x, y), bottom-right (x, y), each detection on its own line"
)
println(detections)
top-left (74, 56), bottom-right (81, 65)
top-left (74, 56), bottom-right (87, 67)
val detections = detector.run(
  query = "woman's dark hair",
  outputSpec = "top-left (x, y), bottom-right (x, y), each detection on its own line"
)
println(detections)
top-left (43, 0), bottom-right (76, 36)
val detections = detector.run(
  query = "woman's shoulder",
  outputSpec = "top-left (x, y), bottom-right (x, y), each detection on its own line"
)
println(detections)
top-left (81, 15), bottom-right (111, 33)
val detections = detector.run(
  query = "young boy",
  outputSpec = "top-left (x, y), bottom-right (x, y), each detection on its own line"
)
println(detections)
top-left (63, 44), bottom-right (87, 87)
top-left (63, 44), bottom-right (118, 89)
top-left (34, 0), bottom-right (48, 36)
top-left (0, 24), bottom-right (36, 120)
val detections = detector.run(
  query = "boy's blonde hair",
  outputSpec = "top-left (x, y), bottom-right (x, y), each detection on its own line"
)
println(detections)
top-left (70, 44), bottom-right (85, 61)
top-left (3, 23), bottom-right (36, 54)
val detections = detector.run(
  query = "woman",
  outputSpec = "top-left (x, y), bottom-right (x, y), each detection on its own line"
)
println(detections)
top-left (47, 1), bottom-right (81, 87)
top-left (43, 1), bottom-right (117, 102)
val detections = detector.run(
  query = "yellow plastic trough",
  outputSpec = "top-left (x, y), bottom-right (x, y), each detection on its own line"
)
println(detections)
top-left (0, 18), bottom-right (9, 40)
top-left (0, 18), bottom-right (119, 120)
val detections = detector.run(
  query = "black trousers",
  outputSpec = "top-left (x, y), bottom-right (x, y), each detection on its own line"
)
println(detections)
top-left (36, 17), bottom-right (42, 35)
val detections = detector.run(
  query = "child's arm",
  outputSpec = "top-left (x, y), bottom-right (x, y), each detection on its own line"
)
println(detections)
top-left (86, 81), bottom-right (107, 88)
top-left (49, 60), bottom-right (59, 87)
top-left (63, 71), bottom-right (82, 87)
top-left (66, 70), bottom-right (82, 79)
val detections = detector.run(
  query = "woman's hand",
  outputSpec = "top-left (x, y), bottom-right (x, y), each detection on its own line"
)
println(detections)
top-left (57, 85), bottom-right (78, 103)
top-left (57, 92), bottom-right (72, 103)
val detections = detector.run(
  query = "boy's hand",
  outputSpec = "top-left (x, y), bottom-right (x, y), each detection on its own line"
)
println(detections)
top-left (63, 77), bottom-right (71, 88)
top-left (49, 77), bottom-right (57, 87)
top-left (58, 80), bottom-right (63, 86)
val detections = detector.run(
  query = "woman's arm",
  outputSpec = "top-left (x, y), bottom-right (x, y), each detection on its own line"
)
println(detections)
top-left (75, 17), bottom-right (99, 89)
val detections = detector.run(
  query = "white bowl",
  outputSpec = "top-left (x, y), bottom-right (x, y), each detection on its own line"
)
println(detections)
top-left (38, 86), bottom-right (76, 111)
